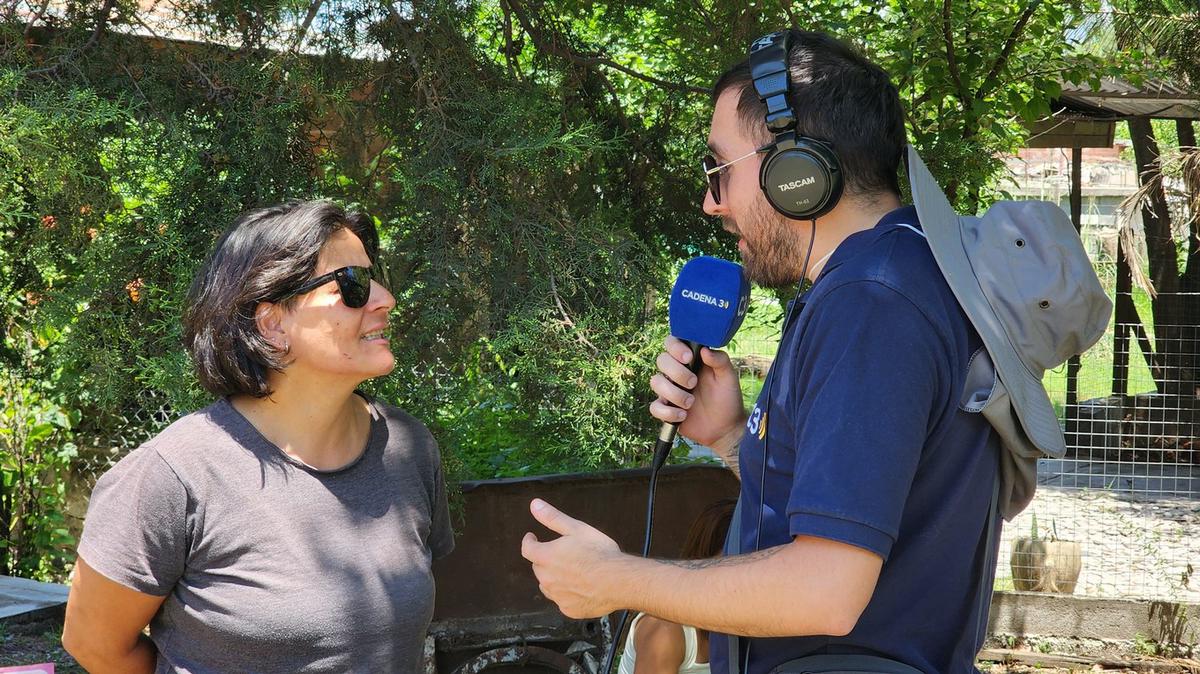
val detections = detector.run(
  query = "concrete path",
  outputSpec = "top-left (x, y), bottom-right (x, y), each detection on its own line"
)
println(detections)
top-left (1038, 458), bottom-right (1200, 496)
top-left (0, 575), bottom-right (69, 621)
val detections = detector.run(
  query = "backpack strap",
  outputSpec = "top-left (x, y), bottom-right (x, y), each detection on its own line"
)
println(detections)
top-left (726, 497), bottom-right (743, 674)
top-left (974, 470), bottom-right (1000, 652)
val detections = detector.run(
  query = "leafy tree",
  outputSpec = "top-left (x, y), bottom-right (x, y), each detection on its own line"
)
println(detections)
top-left (0, 0), bottom-right (1158, 492)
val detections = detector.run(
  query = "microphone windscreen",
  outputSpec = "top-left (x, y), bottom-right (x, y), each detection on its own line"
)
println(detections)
top-left (668, 256), bottom-right (751, 348)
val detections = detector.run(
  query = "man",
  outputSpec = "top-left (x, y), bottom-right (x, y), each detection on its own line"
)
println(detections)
top-left (522, 29), bottom-right (1000, 673)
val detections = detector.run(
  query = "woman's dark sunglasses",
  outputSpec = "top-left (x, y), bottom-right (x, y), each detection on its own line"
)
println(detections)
top-left (288, 265), bottom-right (374, 308)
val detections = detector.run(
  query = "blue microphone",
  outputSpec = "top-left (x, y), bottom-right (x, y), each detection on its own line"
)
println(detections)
top-left (655, 256), bottom-right (751, 470)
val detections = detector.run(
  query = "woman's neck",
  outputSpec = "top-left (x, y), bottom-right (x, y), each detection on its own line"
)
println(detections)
top-left (230, 376), bottom-right (370, 470)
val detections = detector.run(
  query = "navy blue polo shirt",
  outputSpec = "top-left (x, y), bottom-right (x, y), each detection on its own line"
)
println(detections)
top-left (711, 206), bottom-right (1001, 674)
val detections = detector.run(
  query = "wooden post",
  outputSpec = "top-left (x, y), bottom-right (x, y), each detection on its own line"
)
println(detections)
top-left (1066, 147), bottom-right (1083, 412)
top-left (1113, 229), bottom-right (1133, 405)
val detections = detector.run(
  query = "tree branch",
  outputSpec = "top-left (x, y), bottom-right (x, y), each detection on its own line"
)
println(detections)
top-left (501, 0), bottom-right (517, 78)
top-left (503, 0), bottom-right (706, 95)
top-left (290, 0), bottom-right (325, 52)
top-left (382, 2), bottom-right (446, 122)
top-left (549, 274), bottom-right (600, 354)
top-left (23, 0), bottom-right (53, 41)
top-left (777, 0), bottom-right (799, 29)
top-left (942, 0), bottom-right (970, 102)
top-left (977, 0), bottom-right (1044, 99)
top-left (689, 0), bottom-right (717, 32)
top-left (576, 53), bottom-right (708, 95)
top-left (27, 0), bottom-right (118, 79)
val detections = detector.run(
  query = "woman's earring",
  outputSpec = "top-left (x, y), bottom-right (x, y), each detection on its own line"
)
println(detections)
top-left (282, 340), bottom-right (290, 355)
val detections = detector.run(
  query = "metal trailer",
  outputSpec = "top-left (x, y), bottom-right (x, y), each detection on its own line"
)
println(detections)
top-left (426, 464), bottom-right (739, 673)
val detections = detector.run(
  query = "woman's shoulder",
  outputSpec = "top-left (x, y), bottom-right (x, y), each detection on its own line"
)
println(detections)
top-left (139, 399), bottom-right (239, 453)
top-left (367, 398), bottom-right (434, 439)
top-left (365, 397), bottom-right (441, 458)
top-left (632, 614), bottom-right (686, 668)
top-left (367, 397), bottom-right (427, 428)
top-left (104, 399), bottom-right (248, 479)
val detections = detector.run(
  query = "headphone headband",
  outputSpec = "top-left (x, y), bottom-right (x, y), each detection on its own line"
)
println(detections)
top-left (748, 32), bottom-right (795, 134)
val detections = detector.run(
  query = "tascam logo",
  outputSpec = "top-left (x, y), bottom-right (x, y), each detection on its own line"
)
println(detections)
top-left (777, 176), bottom-right (816, 192)
top-left (682, 288), bottom-right (730, 310)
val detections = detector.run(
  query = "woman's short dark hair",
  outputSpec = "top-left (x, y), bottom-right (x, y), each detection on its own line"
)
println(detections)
top-left (182, 200), bottom-right (379, 398)
top-left (680, 497), bottom-right (736, 560)
top-left (712, 29), bottom-right (907, 198)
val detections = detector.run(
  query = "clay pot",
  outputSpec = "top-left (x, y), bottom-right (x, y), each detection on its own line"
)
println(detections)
top-left (1010, 538), bottom-right (1082, 593)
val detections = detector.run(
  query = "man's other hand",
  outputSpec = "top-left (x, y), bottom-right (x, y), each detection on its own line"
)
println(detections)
top-left (521, 498), bottom-right (624, 619)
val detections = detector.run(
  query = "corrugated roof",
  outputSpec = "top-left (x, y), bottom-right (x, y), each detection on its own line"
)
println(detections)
top-left (1057, 77), bottom-right (1200, 119)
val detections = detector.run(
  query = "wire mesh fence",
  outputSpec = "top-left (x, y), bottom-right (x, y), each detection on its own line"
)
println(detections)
top-left (1013, 291), bottom-right (1200, 603)
top-left (65, 392), bottom-right (175, 539)
top-left (727, 284), bottom-right (1200, 603)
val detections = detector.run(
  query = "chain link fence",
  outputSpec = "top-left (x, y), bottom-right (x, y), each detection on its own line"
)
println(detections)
top-left (65, 392), bottom-right (175, 540)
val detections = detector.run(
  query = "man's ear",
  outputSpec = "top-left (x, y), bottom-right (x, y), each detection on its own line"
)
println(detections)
top-left (254, 301), bottom-right (288, 351)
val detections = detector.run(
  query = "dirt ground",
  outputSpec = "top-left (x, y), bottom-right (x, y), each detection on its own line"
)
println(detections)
top-left (1, 615), bottom-right (1197, 673)
top-left (0, 616), bottom-right (83, 673)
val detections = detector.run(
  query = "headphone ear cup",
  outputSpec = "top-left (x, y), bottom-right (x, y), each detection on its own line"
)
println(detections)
top-left (759, 139), bottom-right (843, 220)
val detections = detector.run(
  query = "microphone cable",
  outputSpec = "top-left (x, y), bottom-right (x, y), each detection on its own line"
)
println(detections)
top-left (600, 224), bottom-right (816, 673)
top-left (599, 340), bottom-right (704, 674)
top-left (754, 219), bottom-right (815, 553)
top-left (742, 219), bottom-right (816, 672)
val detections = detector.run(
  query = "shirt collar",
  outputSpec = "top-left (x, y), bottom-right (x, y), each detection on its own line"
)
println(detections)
top-left (814, 204), bottom-right (920, 281)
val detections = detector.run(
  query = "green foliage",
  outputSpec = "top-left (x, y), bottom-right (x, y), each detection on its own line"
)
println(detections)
top-left (1, 1), bottom-right (686, 491)
top-left (0, 0), bottom-right (1172, 517)
top-left (871, 0), bottom-right (1146, 212)
top-left (1133, 632), bottom-right (1161, 656)
top-left (1108, 0), bottom-right (1200, 88)
top-left (0, 363), bottom-right (78, 581)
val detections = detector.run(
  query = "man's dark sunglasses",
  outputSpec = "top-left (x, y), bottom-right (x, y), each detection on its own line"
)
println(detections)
top-left (702, 146), bottom-right (769, 205)
top-left (288, 265), bottom-right (374, 308)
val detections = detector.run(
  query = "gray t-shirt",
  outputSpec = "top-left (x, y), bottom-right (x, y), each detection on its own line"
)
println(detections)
top-left (78, 396), bottom-right (455, 673)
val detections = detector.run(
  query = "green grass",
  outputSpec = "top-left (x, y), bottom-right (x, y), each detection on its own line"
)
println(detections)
top-left (1042, 286), bottom-right (1157, 414)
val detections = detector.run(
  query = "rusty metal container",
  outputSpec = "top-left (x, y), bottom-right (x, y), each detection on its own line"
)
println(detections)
top-left (429, 464), bottom-right (738, 673)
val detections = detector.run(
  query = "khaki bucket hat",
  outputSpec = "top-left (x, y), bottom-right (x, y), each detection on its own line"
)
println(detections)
top-left (907, 146), bottom-right (1112, 518)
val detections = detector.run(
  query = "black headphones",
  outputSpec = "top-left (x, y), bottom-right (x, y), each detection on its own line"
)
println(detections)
top-left (748, 31), bottom-right (844, 220)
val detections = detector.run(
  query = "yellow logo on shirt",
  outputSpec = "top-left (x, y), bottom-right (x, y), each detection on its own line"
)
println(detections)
top-left (746, 404), bottom-right (767, 440)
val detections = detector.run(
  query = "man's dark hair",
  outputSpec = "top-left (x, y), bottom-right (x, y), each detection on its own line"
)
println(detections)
top-left (713, 29), bottom-right (906, 197)
top-left (182, 200), bottom-right (379, 398)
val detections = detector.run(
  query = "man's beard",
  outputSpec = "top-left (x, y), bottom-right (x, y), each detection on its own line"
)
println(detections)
top-left (734, 199), bottom-right (812, 288)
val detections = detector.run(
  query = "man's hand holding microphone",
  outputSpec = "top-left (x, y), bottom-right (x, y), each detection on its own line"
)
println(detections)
top-left (521, 257), bottom-right (751, 623)
top-left (650, 335), bottom-right (747, 476)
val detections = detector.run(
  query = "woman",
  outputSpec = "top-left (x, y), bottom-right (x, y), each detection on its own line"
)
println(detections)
top-left (62, 200), bottom-right (454, 673)
top-left (617, 498), bottom-right (736, 674)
